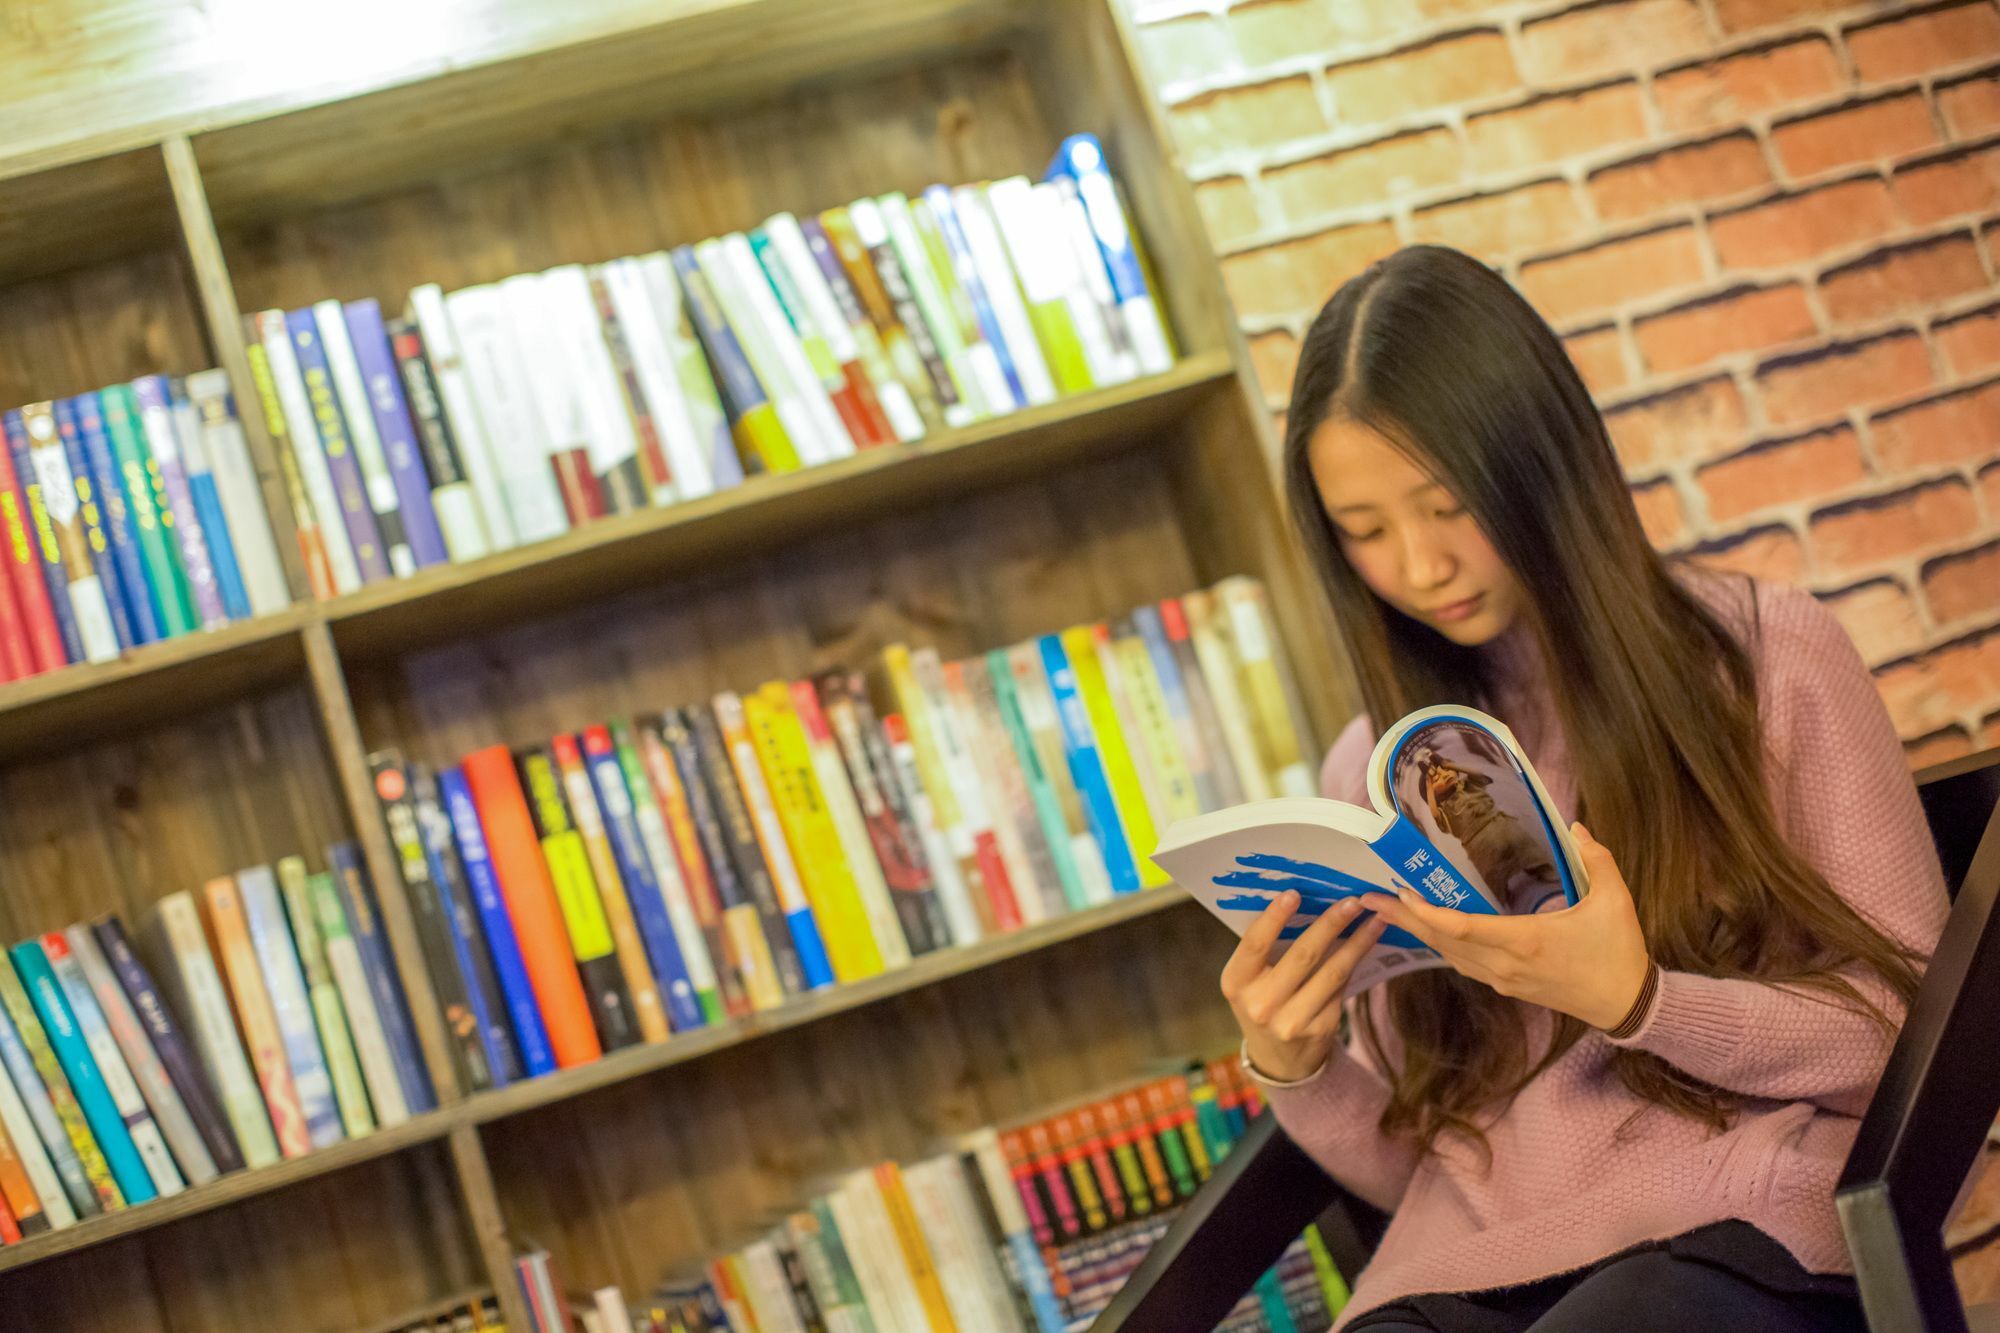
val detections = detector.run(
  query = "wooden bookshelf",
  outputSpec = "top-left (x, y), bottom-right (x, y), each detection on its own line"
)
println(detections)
top-left (0, 1), bottom-right (1346, 1327)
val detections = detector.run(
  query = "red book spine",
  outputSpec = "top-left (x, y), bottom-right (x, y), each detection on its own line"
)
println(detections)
top-left (460, 744), bottom-right (603, 1069)
top-left (838, 361), bottom-right (897, 448)
top-left (550, 450), bottom-right (605, 526)
top-left (824, 376), bottom-right (881, 450)
top-left (0, 428), bottom-right (62, 674)
top-left (0, 1182), bottom-right (19, 1245)
top-left (0, 571), bottom-right (26, 681)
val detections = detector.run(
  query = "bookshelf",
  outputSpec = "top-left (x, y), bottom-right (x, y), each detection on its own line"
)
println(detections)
top-left (0, 1), bottom-right (1355, 1328)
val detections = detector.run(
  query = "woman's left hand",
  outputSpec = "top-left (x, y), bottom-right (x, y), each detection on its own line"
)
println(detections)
top-left (1360, 822), bottom-right (1652, 1031)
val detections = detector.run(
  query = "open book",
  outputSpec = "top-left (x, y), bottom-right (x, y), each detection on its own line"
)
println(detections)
top-left (1152, 705), bottom-right (1589, 994)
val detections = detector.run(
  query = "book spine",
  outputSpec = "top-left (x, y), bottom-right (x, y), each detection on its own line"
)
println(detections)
top-left (273, 859), bottom-right (375, 1140)
top-left (328, 842), bottom-right (438, 1115)
top-left (1048, 176), bottom-right (1140, 386)
top-left (873, 1162), bottom-right (960, 1331)
top-left (287, 307), bottom-right (393, 582)
top-left (0, 1046), bottom-right (67, 1232)
top-left (10, 939), bottom-right (158, 1203)
top-left (848, 681), bottom-right (955, 954)
top-left (438, 766), bottom-right (557, 1078)
top-left (715, 691), bottom-right (836, 990)
top-left (251, 310), bottom-right (359, 595)
top-left (962, 1129), bottom-right (1067, 1333)
top-left (983, 179), bottom-right (1097, 395)
top-left (498, 274), bottom-right (604, 528)
top-left (412, 765), bottom-right (523, 1087)
top-left (588, 263), bottom-right (676, 504)
top-left (345, 299), bottom-right (448, 568)
top-left (22, 403), bottom-right (119, 662)
top-left (636, 252), bottom-right (744, 489)
top-left (912, 192), bottom-right (1015, 416)
top-left (156, 892), bottom-right (281, 1169)
top-left (371, 753), bottom-right (493, 1092)
top-left (518, 746), bottom-right (640, 1052)
top-left (584, 726), bottom-right (709, 1032)
top-left (407, 283), bottom-right (517, 551)
top-left (882, 711), bottom-right (982, 949)
top-left (184, 367), bottom-right (292, 615)
top-left (203, 876), bottom-right (310, 1160)
top-left (817, 206), bottom-right (944, 435)
top-left (800, 215), bottom-right (926, 443)
top-left (603, 258), bottom-right (706, 503)
top-left (307, 870), bottom-right (407, 1127)
top-left (818, 675), bottom-right (942, 958)
top-left (1066, 625), bottom-right (1165, 888)
top-left (611, 721), bottom-right (726, 1025)
top-left (65, 924), bottom-right (218, 1186)
top-left (105, 382), bottom-right (190, 632)
top-left (316, 300), bottom-right (415, 575)
top-left (0, 1091), bottom-right (46, 1238)
top-left (0, 962), bottom-right (102, 1216)
top-left (987, 648), bottom-right (1088, 913)
top-left (923, 185), bottom-right (1028, 411)
top-left (388, 318), bottom-right (490, 564)
top-left (667, 246), bottom-right (797, 476)
top-left (1049, 134), bottom-right (1176, 376)
top-left (542, 265), bottom-right (646, 515)
top-left (914, 647), bottom-right (1021, 931)
top-left (168, 382), bottom-right (252, 622)
top-left (1217, 577), bottom-right (1317, 798)
top-left (763, 214), bottom-right (898, 446)
top-left (848, 198), bottom-right (969, 428)
top-left (52, 396), bottom-right (136, 651)
top-left (0, 410), bottom-right (68, 672)
top-left (236, 867), bottom-right (344, 1149)
top-left (1134, 604), bottom-right (1220, 813)
top-left (883, 643), bottom-right (990, 938)
top-left (550, 734), bottom-right (670, 1044)
top-left (829, 1172), bottom-right (929, 1329)
top-left (695, 237), bottom-right (830, 467)
top-left (458, 745), bottom-right (601, 1069)
top-left (880, 193), bottom-right (990, 424)
top-left (1111, 622), bottom-right (1202, 823)
top-left (1037, 634), bottom-right (1141, 895)
top-left (952, 184), bottom-right (1060, 406)
top-left (1009, 642), bottom-right (1113, 906)
top-left (728, 230), bottom-right (855, 462)
top-left (790, 678), bottom-right (911, 969)
top-left (442, 284), bottom-right (569, 545)
top-left (956, 657), bottom-right (1061, 923)
top-left (1181, 589), bottom-right (1271, 803)
top-left (130, 376), bottom-right (225, 629)
top-left (751, 224), bottom-right (885, 450)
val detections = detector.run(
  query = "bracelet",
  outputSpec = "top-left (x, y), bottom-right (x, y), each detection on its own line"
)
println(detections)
top-left (1239, 1038), bottom-right (1330, 1089)
top-left (1605, 961), bottom-right (1661, 1041)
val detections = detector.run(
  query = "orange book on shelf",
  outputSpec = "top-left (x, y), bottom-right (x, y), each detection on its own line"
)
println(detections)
top-left (874, 1161), bottom-right (961, 1332)
top-left (203, 876), bottom-right (310, 1158)
top-left (460, 744), bottom-right (603, 1069)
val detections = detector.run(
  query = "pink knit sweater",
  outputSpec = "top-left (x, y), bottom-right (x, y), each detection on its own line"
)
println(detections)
top-left (1267, 576), bottom-right (1948, 1326)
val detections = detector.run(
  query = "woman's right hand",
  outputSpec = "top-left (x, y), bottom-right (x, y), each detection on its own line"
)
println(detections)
top-left (1221, 892), bottom-right (1386, 1083)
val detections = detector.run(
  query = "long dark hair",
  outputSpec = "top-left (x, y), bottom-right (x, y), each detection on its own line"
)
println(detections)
top-left (1283, 245), bottom-right (1920, 1151)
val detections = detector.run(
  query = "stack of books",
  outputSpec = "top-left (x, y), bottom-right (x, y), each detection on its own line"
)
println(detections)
top-left (368, 575), bottom-right (1315, 1090)
top-left (247, 134), bottom-right (1177, 599)
top-left (0, 376), bottom-right (290, 681)
top-left (0, 850), bottom-right (429, 1241)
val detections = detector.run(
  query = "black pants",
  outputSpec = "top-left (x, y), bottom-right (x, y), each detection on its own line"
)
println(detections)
top-left (1342, 1222), bottom-right (1866, 1332)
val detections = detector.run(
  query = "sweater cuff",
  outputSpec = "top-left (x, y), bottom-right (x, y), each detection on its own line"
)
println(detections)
top-left (1606, 968), bottom-right (1750, 1076)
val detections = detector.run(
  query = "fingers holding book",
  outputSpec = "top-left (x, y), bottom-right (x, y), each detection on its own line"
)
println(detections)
top-left (1222, 891), bottom-right (1388, 1083)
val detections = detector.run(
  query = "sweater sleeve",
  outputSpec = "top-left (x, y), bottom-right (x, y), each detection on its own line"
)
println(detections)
top-left (1609, 583), bottom-right (1949, 1117)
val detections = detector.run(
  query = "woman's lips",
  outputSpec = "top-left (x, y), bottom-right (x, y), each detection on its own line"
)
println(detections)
top-left (1424, 593), bottom-right (1486, 624)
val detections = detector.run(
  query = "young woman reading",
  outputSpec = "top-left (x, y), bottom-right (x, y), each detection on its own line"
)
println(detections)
top-left (1222, 245), bottom-right (1946, 1332)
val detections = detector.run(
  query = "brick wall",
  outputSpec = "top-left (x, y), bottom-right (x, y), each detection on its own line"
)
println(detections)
top-left (1127, 0), bottom-right (2000, 764)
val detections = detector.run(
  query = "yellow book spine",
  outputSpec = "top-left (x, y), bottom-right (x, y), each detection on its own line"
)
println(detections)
top-left (1024, 299), bottom-right (1094, 394)
top-left (1060, 625), bottom-right (1167, 887)
top-left (1113, 631), bottom-right (1202, 822)
top-left (555, 741), bottom-right (670, 1043)
top-left (875, 1162), bottom-right (961, 1333)
top-left (734, 401), bottom-right (802, 474)
top-left (1218, 577), bottom-right (1317, 798)
top-left (883, 643), bottom-right (961, 833)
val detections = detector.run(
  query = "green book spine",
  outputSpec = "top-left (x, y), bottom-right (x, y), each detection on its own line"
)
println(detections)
top-left (98, 384), bottom-right (193, 637)
top-left (987, 648), bottom-right (1087, 912)
top-left (0, 955), bottom-right (121, 1212)
top-left (277, 858), bottom-right (375, 1139)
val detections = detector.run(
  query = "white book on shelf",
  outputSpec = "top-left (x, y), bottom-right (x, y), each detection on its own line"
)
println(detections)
top-left (253, 310), bottom-right (364, 595)
top-left (693, 237), bottom-right (829, 466)
top-left (875, 192), bottom-right (997, 422)
top-left (445, 282), bottom-right (569, 545)
top-left (408, 282), bottom-right (519, 552)
top-left (1051, 175), bottom-right (1143, 385)
top-left (184, 369), bottom-right (292, 615)
top-left (1032, 180), bottom-right (1133, 387)
top-left (953, 184), bottom-right (1059, 407)
top-left (721, 232), bottom-right (854, 462)
top-left (0, 1038), bottom-right (75, 1228)
top-left (599, 257), bottom-right (711, 503)
top-left (540, 264), bottom-right (644, 504)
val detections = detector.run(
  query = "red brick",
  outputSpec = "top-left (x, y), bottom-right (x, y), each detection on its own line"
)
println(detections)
top-left (1818, 232), bottom-right (1990, 327)
top-left (1518, 225), bottom-right (1708, 323)
top-left (1194, 176), bottom-right (1263, 251)
top-left (1633, 283), bottom-right (1818, 375)
top-left (1655, 38), bottom-right (1847, 134)
top-left (1938, 303), bottom-right (2000, 378)
top-left (1407, 180), bottom-right (1589, 261)
top-left (1587, 134), bottom-right (1773, 222)
top-left (1221, 222), bottom-right (1401, 323)
top-left (1248, 329), bottom-right (1301, 405)
top-left (1565, 324), bottom-right (1632, 394)
top-left (1905, 726), bottom-right (1977, 765)
top-left (1757, 331), bottom-right (1934, 426)
top-left (1986, 708), bottom-right (2000, 748)
top-left (1847, 4), bottom-right (2000, 85)
top-left (1696, 425), bottom-right (1871, 521)
top-left (1266, 129), bottom-right (1464, 221)
top-left (1870, 380), bottom-right (2000, 470)
top-left (1324, 31), bottom-right (1520, 129)
top-left (1632, 477), bottom-right (1687, 545)
top-left (1892, 143), bottom-right (2000, 226)
top-left (1465, 83), bottom-right (1650, 174)
top-left (1690, 523), bottom-right (1810, 582)
top-left (1714, 0), bottom-right (1853, 34)
top-left (1771, 93), bottom-right (1942, 180)
top-left (1604, 375), bottom-right (1750, 468)
top-left (1939, 68), bottom-right (2000, 140)
top-left (1821, 578), bottom-right (1927, 664)
top-left (1875, 652), bottom-right (1964, 736)
top-left (1925, 540), bottom-right (2000, 623)
top-left (1810, 476), bottom-right (1980, 571)
top-left (1170, 77), bottom-right (1326, 163)
top-left (1136, 14), bottom-right (1236, 86)
top-left (1982, 460), bottom-right (2000, 514)
top-left (1709, 178), bottom-right (1901, 269)
top-left (1518, 0), bottom-right (1710, 85)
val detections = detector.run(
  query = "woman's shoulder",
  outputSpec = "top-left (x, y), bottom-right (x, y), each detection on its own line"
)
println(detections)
top-left (1320, 712), bottom-right (1376, 803)
top-left (1674, 566), bottom-right (1854, 674)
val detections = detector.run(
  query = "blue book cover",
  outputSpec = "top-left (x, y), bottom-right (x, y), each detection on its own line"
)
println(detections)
top-left (287, 307), bottom-right (393, 583)
top-left (344, 300), bottom-right (447, 568)
top-left (8, 940), bottom-right (156, 1205)
top-left (580, 731), bottom-right (704, 1033)
top-left (52, 397), bottom-right (136, 652)
top-left (73, 391), bottom-right (160, 645)
top-left (3, 408), bottom-right (83, 666)
top-left (923, 185), bottom-right (1027, 409)
top-left (0, 967), bottom-right (97, 1216)
top-left (1038, 633), bottom-right (1143, 896)
top-left (1047, 133), bottom-right (1174, 376)
top-left (169, 381), bottom-right (252, 621)
top-left (237, 867), bottom-right (344, 1149)
top-left (328, 840), bottom-right (437, 1115)
top-left (411, 767), bottom-right (522, 1088)
top-left (438, 765), bottom-right (556, 1078)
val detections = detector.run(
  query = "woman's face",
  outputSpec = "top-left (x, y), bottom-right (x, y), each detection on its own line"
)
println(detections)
top-left (1307, 415), bottom-right (1524, 647)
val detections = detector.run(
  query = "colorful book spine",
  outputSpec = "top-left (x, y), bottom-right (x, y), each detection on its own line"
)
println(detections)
top-left (0, 963), bottom-right (100, 1217)
top-left (459, 745), bottom-right (601, 1069)
top-left (307, 870), bottom-right (408, 1128)
top-left (10, 939), bottom-right (157, 1204)
top-left (550, 735), bottom-right (669, 1044)
top-left (317, 299), bottom-right (415, 575)
top-left (0, 1044), bottom-right (69, 1232)
top-left (288, 307), bottom-right (393, 582)
top-left (1048, 134), bottom-right (1176, 377)
top-left (762, 214), bottom-right (899, 446)
top-left (848, 198), bottom-right (970, 428)
top-left (883, 643), bottom-right (989, 939)
top-left (880, 192), bottom-right (994, 424)
top-left (799, 215), bottom-right (926, 443)
top-left (882, 711), bottom-right (982, 948)
top-left (984, 178), bottom-right (1098, 395)
top-left (1134, 604), bottom-right (1222, 814)
top-left (1064, 625), bottom-right (1165, 888)
top-left (0, 1096), bottom-right (47, 1238)
top-left (72, 390), bottom-right (159, 646)
top-left (130, 375), bottom-right (225, 629)
top-left (412, 767), bottom-right (522, 1088)
top-left (1038, 633), bottom-right (1142, 895)
top-left (407, 283), bottom-right (517, 552)
top-left (715, 691), bottom-right (836, 990)
top-left (388, 318), bottom-right (491, 564)
top-left (438, 766), bottom-right (556, 1078)
top-left (790, 678), bottom-right (912, 969)
top-left (1181, 589), bottom-right (1271, 804)
top-left (250, 310), bottom-right (358, 595)
top-left (3, 408), bottom-right (82, 667)
top-left (635, 253), bottom-right (743, 490)
top-left (988, 648), bottom-right (1088, 913)
top-left (913, 646), bottom-right (1022, 931)
top-left (964, 1128), bottom-right (1068, 1333)
top-left (22, 402), bottom-right (119, 662)
top-left (816, 207), bottom-right (944, 434)
top-left (51, 395), bottom-right (137, 651)
top-left (100, 384), bottom-right (193, 634)
top-left (600, 258), bottom-right (705, 503)
top-left (955, 657), bottom-right (1061, 923)
top-left (668, 246), bottom-right (798, 476)
top-left (751, 223), bottom-right (888, 450)
top-left (155, 891), bottom-right (280, 1170)
top-left (0, 409), bottom-right (67, 672)
top-left (610, 721), bottom-right (727, 1025)
top-left (168, 381), bottom-right (252, 622)
top-left (236, 866), bottom-right (344, 1149)
top-left (329, 842), bottom-right (438, 1115)
top-left (184, 367), bottom-right (291, 615)
top-left (588, 263), bottom-right (676, 503)
top-left (1110, 620), bottom-right (1202, 824)
top-left (1217, 577), bottom-right (1317, 799)
top-left (202, 876), bottom-right (310, 1159)
top-left (345, 299), bottom-right (448, 568)
top-left (1049, 175), bottom-right (1141, 385)
top-left (953, 183), bottom-right (1060, 406)
top-left (923, 185), bottom-right (1029, 410)
top-left (1009, 642), bottom-right (1113, 906)
top-left (272, 859), bottom-right (375, 1140)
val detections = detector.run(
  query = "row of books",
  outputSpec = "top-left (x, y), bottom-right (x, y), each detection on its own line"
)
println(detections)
top-left (372, 576), bottom-right (1314, 1094)
top-left (250, 133), bottom-right (1176, 601)
top-left (516, 1060), bottom-right (1348, 1333)
top-left (386, 1297), bottom-right (508, 1333)
top-left (0, 376), bottom-right (290, 683)
top-left (0, 848), bottom-right (433, 1240)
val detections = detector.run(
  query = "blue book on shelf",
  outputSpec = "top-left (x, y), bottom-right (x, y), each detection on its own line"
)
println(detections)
top-left (582, 732), bottom-right (704, 1033)
top-left (3, 408), bottom-right (83, 666)
top-left (1038, 632), bottom-right (1142, 896)
top-left (329, 840), bottom-right (437, 1115)
top-left (170, 380), bottom-right (252, 622)
top-left (237, 866), bottom-right (344, 1149)
top-left (412, 769), bottom-right (522, 1088)
top-left (8, 939), bottom-right (156, 1205)
top-left (344, 299), bottom-right (447, 569)
top-left (924, 185), bottom-right (1027, 410)
top-left (73, 390), bottom-right (160, 645)
top-left (0, 962), bottom-right (97, 1216)
top-left (438, 765), bottom-right (556, 1078)
top-left (51, 396), bottom-right (136, 652)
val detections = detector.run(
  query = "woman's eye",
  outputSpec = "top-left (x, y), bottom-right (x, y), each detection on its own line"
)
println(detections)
top-left (1339, 527), bottom-right (1385, 544)
top-left (1436, 505), bottom-right (1466, 520)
